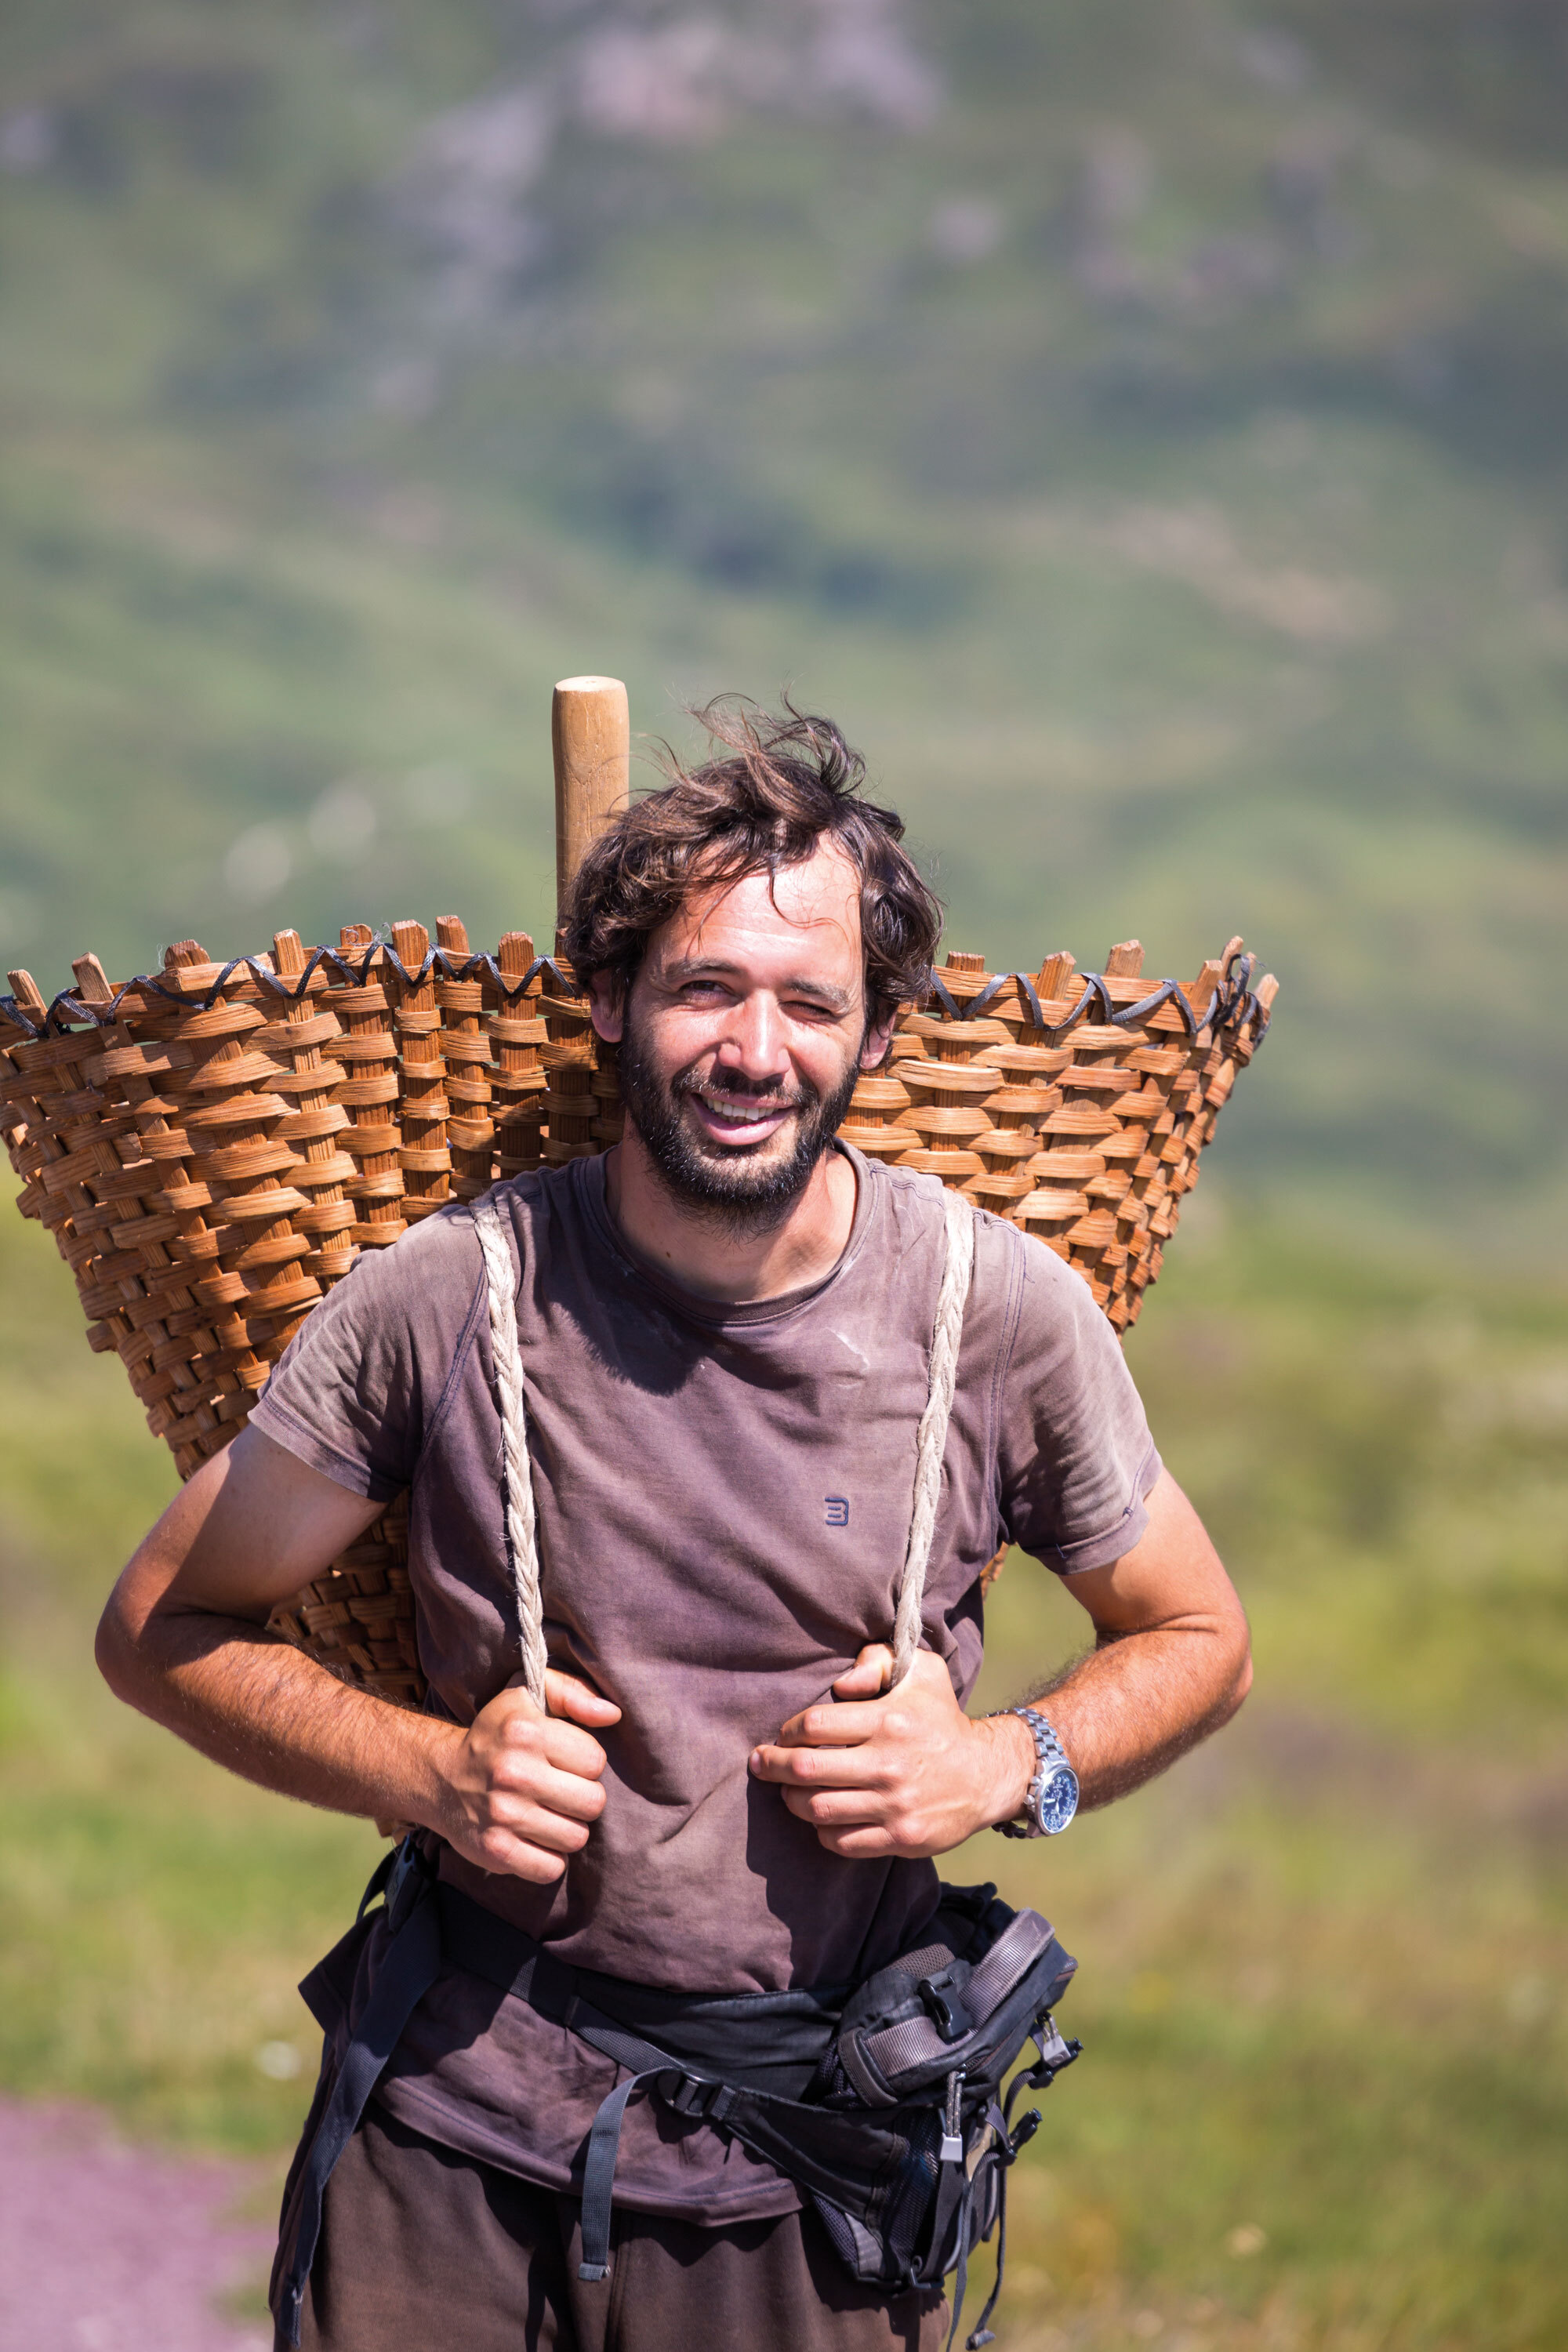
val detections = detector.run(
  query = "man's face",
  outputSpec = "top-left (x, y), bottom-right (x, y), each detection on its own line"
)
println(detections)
top-left (589, 840), bottom-right (893, 1228)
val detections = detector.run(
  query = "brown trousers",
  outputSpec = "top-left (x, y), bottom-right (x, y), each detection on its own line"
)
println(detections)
top-left (273, 2103), bottom-right (949, 2352)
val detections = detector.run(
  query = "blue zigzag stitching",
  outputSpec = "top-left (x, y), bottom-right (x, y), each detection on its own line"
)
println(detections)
top-left (0, 946), bottom-right (575, 1042)
top-left (2, 946), bottom-right (1269, 1050)
top-left (924, 948), bottom-right (1269, 1045)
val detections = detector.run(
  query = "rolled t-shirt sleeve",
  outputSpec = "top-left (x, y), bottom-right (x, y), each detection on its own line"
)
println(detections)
top-left (996, 1233), bottom-right (1162, 1574)
top-left (249, 1210), bottom-right (483, 1502)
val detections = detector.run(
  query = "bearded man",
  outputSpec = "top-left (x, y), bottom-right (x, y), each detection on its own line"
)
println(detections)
top-left (98, 703), bottom-right (1250, 2352)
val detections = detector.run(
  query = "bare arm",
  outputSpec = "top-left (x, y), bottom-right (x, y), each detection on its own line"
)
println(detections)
top-left (96, 1425), bottom-right (619, 1885)
top-left (748, 1468), bottom-right (1250, 1858)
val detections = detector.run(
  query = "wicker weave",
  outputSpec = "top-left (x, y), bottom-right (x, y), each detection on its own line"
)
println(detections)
top-left (1, 927), bottom-right (1273, 1707)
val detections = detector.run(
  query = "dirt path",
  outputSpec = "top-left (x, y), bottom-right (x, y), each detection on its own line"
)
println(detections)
top-left (0, 2096), bottom-right (274, 2350)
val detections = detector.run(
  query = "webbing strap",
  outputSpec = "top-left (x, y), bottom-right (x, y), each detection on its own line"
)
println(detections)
top-left (278, 1851), bottom-right (741, 2314)
top-left (576, 2066), bottom-right (665, 2281)
top-left (278, 1856), bottom-right (1068, 2327)
top-left (963, 2122), bottom-right (1011, 2350)
top-left (276, 1862), bottom-right (441, 2346)
top-left (927, 2151), bottom-right (968, 2281)
top-left (942, 2169), bottom-right (978, 2352)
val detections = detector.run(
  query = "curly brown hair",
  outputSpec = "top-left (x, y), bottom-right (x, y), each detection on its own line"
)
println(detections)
top-left (561, 697), bottom-right (942, 1033)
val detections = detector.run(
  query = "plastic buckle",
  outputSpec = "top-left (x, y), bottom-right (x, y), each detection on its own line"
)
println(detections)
top-left (666, 2073), bottom-right (731, 2122)
top-left (920, 1969), bottom-right (976, 2044)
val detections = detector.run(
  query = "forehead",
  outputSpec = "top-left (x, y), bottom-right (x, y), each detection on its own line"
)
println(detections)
top-left (652, 841), bottom-right (864, 982)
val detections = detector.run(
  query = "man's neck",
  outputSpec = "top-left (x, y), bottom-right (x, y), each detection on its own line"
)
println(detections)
top-left (603, 1134), bottom-right (858, 1304)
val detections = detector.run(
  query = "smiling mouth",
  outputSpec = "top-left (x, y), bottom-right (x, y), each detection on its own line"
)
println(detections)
top-left (684, 1084), bottom-right (800, 1138)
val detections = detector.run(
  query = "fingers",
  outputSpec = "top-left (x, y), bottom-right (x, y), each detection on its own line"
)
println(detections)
top-left (545, 1669), bottom-right (622, 1728)
top-left (831, 1643), bottom-right (895, 1699)
top-left (491, 1748), bottom-right (609, 1824)
top-left (773, 1696), bottom-right (898, 1748)
top-left (471, 1823), bottom-right (572, 1885)
top-left (814, 1824), bottom-right (898, 1860)
top-left (756, 1644), bottom-right (973, 1861)
top-left (775, 1649), bottom-right (952, 1747)
top-left (449, 1675), bottom-right (618, 1884)
top-left (483, 1785), bottom-right (597, 1850)
top-left (750, 1740), bottom-right (884, 1788)
top-left (470, 1763), bottom-right (608, 1875)
top-left (783, 1786), bottom-right (936, 1858)
top-left (752, 1743), bottom-right (899, 1837)
top-left (490, 1690), bottom-right (610, 1780)
top-left (500, 1667), bottom-right (622, 1732)
top-left (779, 1784), bottom-right (883, 1829)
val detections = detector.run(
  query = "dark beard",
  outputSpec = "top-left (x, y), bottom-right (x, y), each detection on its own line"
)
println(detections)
top-left (614, 1007), bottom-right (862, 1235)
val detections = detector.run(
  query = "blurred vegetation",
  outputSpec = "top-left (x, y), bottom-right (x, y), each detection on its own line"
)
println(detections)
top-left (1, 4), bottom-right (1565, 2347)
top-left (970, 1205), bottom-right (1568, 2350)
top-left (2, 0), bottom-right (1566, 1244)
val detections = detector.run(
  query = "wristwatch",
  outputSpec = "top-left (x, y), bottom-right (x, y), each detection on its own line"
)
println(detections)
top-left (992, 1705), bottom-right (1079, 1838)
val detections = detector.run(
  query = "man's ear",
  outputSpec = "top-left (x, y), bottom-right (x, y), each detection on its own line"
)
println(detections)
top-left (587, 970), bottom-right (625, 1046)
top-left (858, 1011), bottom-right (898, 1073)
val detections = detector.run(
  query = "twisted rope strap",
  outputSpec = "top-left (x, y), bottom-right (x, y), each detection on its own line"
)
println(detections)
top-left (473, 1191), bottom-right (550, 1707)
top-left (470, 1179), bottom-right (975, 1699)
top-left (890, 1184), bottom-right (976, 1688)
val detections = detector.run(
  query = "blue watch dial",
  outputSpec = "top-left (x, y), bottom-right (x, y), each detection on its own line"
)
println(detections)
top-left (1034, 1764), bottom-right (1080, 1835)
top-left (991, 1704), bottom-right (1078, 1839)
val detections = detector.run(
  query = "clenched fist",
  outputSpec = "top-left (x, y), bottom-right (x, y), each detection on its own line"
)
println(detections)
top-left (748, 1645), bottom-right (1033, 1860)
top-left (430, 1670), bottom-right (622, 1884)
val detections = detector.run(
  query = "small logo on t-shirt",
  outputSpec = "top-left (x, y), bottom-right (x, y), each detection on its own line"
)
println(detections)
top-left (825, 1496), bottom-right (850, 1527)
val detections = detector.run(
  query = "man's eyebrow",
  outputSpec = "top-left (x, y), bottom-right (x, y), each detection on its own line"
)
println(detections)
top-left (662, 956), bottom-right (855, 1008)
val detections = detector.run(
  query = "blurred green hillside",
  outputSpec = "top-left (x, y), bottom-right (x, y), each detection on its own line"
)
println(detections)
top-left (2, 0), bottom-right (1565, 1246)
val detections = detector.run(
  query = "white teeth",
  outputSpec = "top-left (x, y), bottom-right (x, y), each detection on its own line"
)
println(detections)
top-left (694, 1092), bottom-right (786, 1125)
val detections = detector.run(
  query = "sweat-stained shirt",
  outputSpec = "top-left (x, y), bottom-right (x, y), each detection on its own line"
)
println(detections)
top-left (250, 1144), bottom-right (1160, 2224)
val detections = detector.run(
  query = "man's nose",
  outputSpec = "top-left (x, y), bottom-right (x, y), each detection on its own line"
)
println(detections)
top-left (713, 992), bottom-right (788, 1082)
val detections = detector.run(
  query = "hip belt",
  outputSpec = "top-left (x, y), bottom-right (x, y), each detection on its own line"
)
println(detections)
top-left (276, 1837), bottom-right (1080, 2352)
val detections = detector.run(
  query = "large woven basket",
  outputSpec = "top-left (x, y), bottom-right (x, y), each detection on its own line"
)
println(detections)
top-left (2, 921), bottom-right (1274, 1707)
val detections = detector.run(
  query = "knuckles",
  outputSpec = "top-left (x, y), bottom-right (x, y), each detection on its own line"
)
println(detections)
top-left (499, 1711), bottom-right (546, 1751)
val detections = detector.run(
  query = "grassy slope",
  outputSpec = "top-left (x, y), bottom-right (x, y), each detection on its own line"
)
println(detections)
top-left (0, 0), bottom-right (1564, 1244)
top-left (967, 1217), bottom-right (1568, 2346)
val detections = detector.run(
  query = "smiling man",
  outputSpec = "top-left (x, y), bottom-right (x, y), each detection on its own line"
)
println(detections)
top-left (97, 702), bottom-right (1251, 2352)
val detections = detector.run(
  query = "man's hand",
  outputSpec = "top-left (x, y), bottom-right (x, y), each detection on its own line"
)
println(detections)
top-left (748, 1646), bottom-right (1032, 1860)
top-left (749, 1472), bottom-right (1252, 1860)
top-left (96, 1427), bottom-right (626, 1882)
top-left (433, 1668), bottom-right (622, 1885)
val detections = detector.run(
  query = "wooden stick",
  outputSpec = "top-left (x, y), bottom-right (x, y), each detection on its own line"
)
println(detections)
top-left (553, 675), bottom-right (630, 931)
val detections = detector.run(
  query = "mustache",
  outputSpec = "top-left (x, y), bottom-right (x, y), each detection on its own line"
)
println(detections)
top-left (677, 1069), bottom-right (815, 1112)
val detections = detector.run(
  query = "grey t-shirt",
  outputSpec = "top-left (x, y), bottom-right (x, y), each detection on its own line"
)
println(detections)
top-left (252, 1146), bottom-right (1159, 2221)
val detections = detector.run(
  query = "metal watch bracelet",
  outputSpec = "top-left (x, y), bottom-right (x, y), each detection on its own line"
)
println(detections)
top-left (990, 1704), bottom-right (1076, 1838)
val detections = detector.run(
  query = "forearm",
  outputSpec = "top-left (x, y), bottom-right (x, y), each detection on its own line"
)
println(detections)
top-left (96, 1598), bottom-right (456, 1829)
top-left (1022, 1621), bottom-right (1251, 1809)
top-left (96, 1430), bottom-right (618, 1886)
